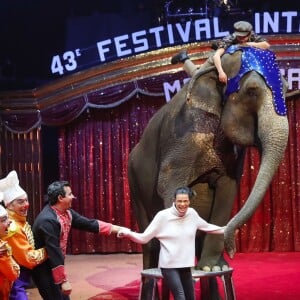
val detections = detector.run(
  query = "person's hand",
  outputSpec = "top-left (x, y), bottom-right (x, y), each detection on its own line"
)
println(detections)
top-left (117, 227), bottom-right (131, 238)
top-left (246, 42), bottom-right (256, 47)
top-left (0, 241), bottom-right (8, 257)
top-left (61, 280), bottom-right (72, 296)
top-left (218, 71), bottom-right (227, 83)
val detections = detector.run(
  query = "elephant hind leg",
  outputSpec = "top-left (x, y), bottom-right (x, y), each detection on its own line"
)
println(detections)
top-left (142, 238), bottom-right (160, 269)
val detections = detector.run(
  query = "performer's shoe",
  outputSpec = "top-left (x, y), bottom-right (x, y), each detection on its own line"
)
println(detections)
top-left (171, 50), bottom-right (189, 64)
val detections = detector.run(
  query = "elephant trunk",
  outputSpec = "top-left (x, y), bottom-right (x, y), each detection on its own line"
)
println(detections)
top-left (224, 89), bottom-right (289, 258)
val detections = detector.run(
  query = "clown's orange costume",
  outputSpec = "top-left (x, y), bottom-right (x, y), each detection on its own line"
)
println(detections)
top-left (0, 171), bottom-right (47, 300)
top-left (0, 241), bottom-right (20, 300)
top-left (0, 202), bottom-right (20, 300)
top-left (4, 210), bottom-right (46, 269)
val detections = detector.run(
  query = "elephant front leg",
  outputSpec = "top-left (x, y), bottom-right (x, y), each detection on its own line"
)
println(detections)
top-left (198, 234), bottom-right (228, 271)
top-left (198, 176), bottom-right (237, 271)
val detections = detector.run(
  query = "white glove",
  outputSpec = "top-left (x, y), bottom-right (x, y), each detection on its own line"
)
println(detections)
top-left (61, 280), bottom-right (72, 295)
top-left (117, 227), bottom-right (131, 238)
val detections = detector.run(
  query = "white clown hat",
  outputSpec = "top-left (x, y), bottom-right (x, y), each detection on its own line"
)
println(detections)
top-left (0, 171), bottom-right (27, 206)
top-left (0, 191), bottom-right (7, 217)
top-left (0, 192), bottom-right (7, 218)
top-left (0, 204), bottom-right (7, 217)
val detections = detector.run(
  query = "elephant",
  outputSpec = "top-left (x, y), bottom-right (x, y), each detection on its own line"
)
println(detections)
top-left (128, 46), bottom-right (289, 293)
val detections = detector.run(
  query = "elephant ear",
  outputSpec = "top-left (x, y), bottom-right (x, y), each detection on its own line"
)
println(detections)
top-left (224, 46), bottom-right (287, 116)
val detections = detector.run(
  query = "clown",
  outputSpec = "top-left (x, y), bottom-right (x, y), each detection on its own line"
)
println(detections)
top-left (0, 171), bottom-right (47, 300)
top-left (0, 195), bottom-right (20, 300)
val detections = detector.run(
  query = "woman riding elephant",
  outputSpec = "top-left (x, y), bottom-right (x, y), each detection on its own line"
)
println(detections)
top-left (171, 20), bottom-right (270, 82)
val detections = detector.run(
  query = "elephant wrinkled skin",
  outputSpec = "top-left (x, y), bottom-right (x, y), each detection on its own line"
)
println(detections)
top-left (128, 47), bottom-right (289, 273)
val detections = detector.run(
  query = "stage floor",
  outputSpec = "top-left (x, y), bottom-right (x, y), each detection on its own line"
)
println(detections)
top-left (27, 252), bottom-right (300, 300)
top-left (27, 253), bottom-right (143, 300)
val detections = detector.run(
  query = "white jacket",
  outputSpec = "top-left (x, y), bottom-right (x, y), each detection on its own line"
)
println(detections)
top-left (127, 204), bottom-right (224, 268)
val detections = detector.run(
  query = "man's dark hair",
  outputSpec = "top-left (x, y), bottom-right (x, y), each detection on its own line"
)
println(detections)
top-left (47, 181), bottom-right (70, 205)
top-left (174, 186), bottom-right (195, 199)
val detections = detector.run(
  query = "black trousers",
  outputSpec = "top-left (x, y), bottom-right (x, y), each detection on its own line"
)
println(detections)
top-left (161, 267), bottom-right (195, 300)
top-left (32, 261), bottom-right (70, 300)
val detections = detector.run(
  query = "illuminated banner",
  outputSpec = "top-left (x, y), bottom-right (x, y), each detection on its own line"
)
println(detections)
top-left (163, 60), bottom-right (300, 102)
top-left (50, 11), bottom-right (300, 77)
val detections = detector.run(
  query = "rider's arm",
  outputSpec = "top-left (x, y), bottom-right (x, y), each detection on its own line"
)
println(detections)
top-left (247, 41), bottom-right (270, 49)
top-left (213, 48), bottom-right (227, 83)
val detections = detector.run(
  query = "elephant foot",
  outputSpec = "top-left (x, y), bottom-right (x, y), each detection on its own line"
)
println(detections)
top-left (202, 266), bottom-right (212, 272)
top-left (197, 255), bottom-right (229, 272)
top-left (212, 265), bottom-right (229, 271)
top-left (201, 264), bottom-right (229, 272)
top-left (212, 266), bottom-right (221, 272)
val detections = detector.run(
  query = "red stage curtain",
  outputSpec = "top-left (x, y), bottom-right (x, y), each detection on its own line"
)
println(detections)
top-left (59, 95), bottom-right (165, 253)
top-left (58, 92), bottom-right (300, 254)
top-left (0, 128), bottom-right (43, 224)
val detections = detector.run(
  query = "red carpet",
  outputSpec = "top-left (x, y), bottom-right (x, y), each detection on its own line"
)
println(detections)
top-left (89, 252), bottom-right (300, 299)
top-left (229, 252), bottom-right (300, 300)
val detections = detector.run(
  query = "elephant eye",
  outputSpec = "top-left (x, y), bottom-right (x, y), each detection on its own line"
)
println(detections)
top-left (247, 87), bottom-right (258, 97)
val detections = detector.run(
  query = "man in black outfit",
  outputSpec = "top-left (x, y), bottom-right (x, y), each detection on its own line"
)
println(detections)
top-left (32, 180), bottom-right (127, 300)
